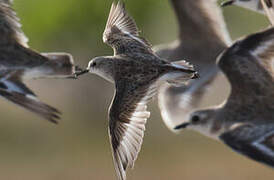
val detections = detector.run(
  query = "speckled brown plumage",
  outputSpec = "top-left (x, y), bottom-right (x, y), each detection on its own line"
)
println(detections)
top-left (84, 2), bottom-right (198, 179)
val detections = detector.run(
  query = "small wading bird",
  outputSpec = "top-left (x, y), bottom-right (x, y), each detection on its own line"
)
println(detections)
top-left (222, 0), bottom-right (274, 25)
top-left (175, 27), bottom-right (274, 167)
top-left (76, 1), bottom-right (198, 179)
top-left (0, 0), bottom-right (77, 123)
top-left (154, 0), bottom-right (231, 130)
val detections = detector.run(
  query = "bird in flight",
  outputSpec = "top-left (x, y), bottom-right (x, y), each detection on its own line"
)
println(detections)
top-left (76, 1), bottom-right (198, 179)
top-left (222, 0), bottom-right (274, 25)
top-left (154, 0), bottom-right (231, 131)
top-left (175, 27), bottom-right (274, 167)
top-left (0, 0), bottom-right (77, 123)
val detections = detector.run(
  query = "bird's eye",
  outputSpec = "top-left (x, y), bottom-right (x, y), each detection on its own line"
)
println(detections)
top-left (191, 115), bottom-right (200, 124)
top-left (91, 61), bottom-right (97, 67)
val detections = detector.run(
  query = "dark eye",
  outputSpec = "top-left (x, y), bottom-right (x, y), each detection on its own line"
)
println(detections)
top-left (91, 61), bottom-right (97, 67)
top-left (191, 115), bottom-right (200, 124)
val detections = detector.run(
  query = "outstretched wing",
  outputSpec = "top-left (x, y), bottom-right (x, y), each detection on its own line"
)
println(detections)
top-left (0, 0), bottom-right (28, 47)
top-left (103, 1), bottom-right (151, 55)
top-left (0, 71), bottom-right (60, 123)
top-left (220, 123), bottom-right (274, 167)
top-left (108, 80), bottom-right (157, 180)
top-left (218, 27), bottom-right (274, 101)
top-left (155, 0), bottom-right (230, 131)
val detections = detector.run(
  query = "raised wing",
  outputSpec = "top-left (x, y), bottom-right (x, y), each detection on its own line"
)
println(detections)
top-left (0, 0), bottom-right (28, 47)
top-left (103, 1), bottom-right (151, 55)
top-left (220, 123), bottom-right (274, 167)
top-left (108, 80), bottom-right (157, 180)
top-left (218, 27), bottom-right (274, 101)
top-left (156, 0), bottom-right (230, 131)
top-left (0, 71), bottom-right (60, 123)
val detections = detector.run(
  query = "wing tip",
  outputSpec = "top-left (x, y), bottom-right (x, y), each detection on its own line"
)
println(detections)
top-left (0, 89), bottom-right (62, 124)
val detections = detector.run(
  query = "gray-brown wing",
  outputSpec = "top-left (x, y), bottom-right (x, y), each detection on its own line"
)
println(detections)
top-left (0, 0), bottom-right (28, 47)
top-left (108, 80), bottom-right (157, 180)
top-left (0, 71), bottom-right (60, 123)
top-left (220, 123), bottom-right (274, 167)
top-left (103, 1), bottom-right (151, 55)
top-left (155, 0), bottom-right (231, 60)
top-left (156, 0), bottom-right (230, 131)
top-left (218, 27), bottom-right (274, 101)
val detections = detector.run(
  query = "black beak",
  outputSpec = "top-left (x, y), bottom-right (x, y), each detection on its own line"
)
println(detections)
top-left (74, 69), bottom-right (89, 77)
top-left (67, 67), bottom-right (89, 79)
top-left (174, 122), bottom-right (190, 130)
top-left (221, 0), bottom-right (235, 7)
top-left (191, 72), bottom-right (200, 79)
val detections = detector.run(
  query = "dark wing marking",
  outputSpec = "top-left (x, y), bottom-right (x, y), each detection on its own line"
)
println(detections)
top-left (0, 0), bottom-right (28, 47)
top-left (217, 27), bottom-right (274, 99)
top-left (103, 1), bottom-right (151, 55)
top-left (109, 80), bottom-right (157, 180)
top-left (0, 71), bottom-right (60, 123)
top-left (158, 67), bottom-right (219, 130)
top-left (261, 0), bottom-right (274, 25)
top-left (220, 124), bottom-right (274, 167)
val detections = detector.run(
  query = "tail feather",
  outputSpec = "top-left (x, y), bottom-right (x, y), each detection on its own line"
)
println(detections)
top-left (166, 60), bottom-right (198, 86)
top-left (41, 52), bottom-right (75, 77)
top-left (171, 60), bottom-right (194, 71)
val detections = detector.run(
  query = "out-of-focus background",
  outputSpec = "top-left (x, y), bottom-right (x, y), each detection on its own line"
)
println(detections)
top-left (0, 0), bottom-right (273, 179)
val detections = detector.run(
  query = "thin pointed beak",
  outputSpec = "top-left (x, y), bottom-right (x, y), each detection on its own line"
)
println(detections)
top-left (74, 69), bottom-right (89, 77)
top-left (174, 122), bottom-right (190, 130)
top-left (221, 0), bottom-right (235, 7)
top-left (66, 66), bottom-right (89, 79)
top-left (191, 72), bottom-right (199, 79)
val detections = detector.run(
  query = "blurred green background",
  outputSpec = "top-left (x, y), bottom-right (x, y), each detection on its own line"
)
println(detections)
top-left (0, 0), bottom-right (272, 179)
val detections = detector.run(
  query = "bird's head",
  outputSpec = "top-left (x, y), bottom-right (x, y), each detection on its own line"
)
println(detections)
top-left (87, 56), bottom-right (115, 83)
top-left (174, 109), bottom-right (218, 138)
